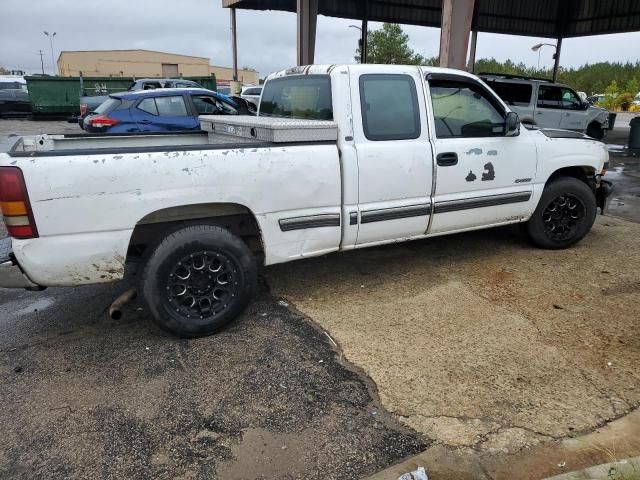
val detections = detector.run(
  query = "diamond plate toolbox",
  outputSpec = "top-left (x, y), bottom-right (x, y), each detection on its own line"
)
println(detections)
top-left (200, 115), bottom-right (338, 143)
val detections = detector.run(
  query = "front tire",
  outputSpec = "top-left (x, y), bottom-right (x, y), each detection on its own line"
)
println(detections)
top-left (526, 177), bottom-right (597, 249)
top-left (586, 122), bottom-right (605, 140)
top-left (141, 225), bottom-right (257, 337)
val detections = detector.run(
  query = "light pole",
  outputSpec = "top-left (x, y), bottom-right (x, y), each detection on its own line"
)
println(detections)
top-left (44, 31), bottom-right (57, 75)
top-left (531, 42), bottom-right (556, 71)
top-left (38, 50), bottom-right (45, 75)
top-left (349, 24), bottom-right (367, 63)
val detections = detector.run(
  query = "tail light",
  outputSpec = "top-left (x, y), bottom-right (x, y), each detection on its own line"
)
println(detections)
top-left (0, 167), bottom-right (38, 239)
top-left (89, 115), bottom-right (120, 128)
top-left (80, 103), bottom-right (87, 116)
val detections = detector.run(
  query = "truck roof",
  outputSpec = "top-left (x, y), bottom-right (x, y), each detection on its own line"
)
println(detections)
top-left (266, 64), bottom-right (481, 81)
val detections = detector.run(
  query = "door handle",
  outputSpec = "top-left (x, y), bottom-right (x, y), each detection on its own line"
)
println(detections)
top-left (437, 152), bottom-right (458, 167)
top-left (140, 119), bottom-right (152, 124)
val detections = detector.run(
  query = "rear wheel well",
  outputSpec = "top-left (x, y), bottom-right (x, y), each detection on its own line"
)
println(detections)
top-left (127, 203), bottom-right (264, 267)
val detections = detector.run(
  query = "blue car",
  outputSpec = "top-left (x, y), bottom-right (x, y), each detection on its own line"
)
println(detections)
top-left (83, 88), bottom-right (252, 133)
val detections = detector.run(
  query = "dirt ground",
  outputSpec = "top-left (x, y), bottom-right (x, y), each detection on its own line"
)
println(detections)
top-left (268, 216), bottom-right (640, 456)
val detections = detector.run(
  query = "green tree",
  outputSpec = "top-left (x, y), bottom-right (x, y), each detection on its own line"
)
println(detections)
top-left (625, 77), bottom-right (639, 95)
top-left (356, 23), bottom-right (431, 65)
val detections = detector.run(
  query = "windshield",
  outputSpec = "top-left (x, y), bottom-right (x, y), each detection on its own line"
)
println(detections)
top-left (260, 75), bottom-right (332, 120)
top-left (0, 82), bottom-right (27, 91)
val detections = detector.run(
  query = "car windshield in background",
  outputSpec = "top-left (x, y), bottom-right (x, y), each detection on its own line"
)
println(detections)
top-left (260, 75), bottom-right (332, 120)
top-left (0, 82), bottom-right (27, 91)
top-left (485, 81), bottom-right (532, 106)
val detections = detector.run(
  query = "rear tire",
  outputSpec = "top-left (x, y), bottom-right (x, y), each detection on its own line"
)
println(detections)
top-left (141, 225), bottom-right (257, 337)
top-left (586, 122), bottom-right (605, 140)
top-left (526, 177), bottom-right (597, 249)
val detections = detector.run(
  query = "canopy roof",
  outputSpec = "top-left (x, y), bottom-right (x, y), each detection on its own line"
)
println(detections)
top-left (222, 0), bottom-right (640, 38)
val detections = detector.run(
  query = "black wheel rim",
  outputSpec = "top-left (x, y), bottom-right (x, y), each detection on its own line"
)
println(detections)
top-left (166, 251), bottom-right (239, 320)
top-left (542, 194), bottom-right (586, 241)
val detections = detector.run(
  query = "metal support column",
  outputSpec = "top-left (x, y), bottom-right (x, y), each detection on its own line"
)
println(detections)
top-left (552, 37), bottom-right (562, 82)
top-left (466, 29), bottom-right (477, 72)
top-left (439, 0), bottom-right (475, 70)
top-left (296, 0), bottom-right (319, 66)
top-left (230, 7), bottom-right (238, 82)
top-left (360, 19), bottom-right (368, 63)
top-left (360, 0), bottom-right (369, 64)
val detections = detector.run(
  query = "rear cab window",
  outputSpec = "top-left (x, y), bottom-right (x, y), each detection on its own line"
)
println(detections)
top-left (359, 74), bottom-right (420, 141)
top-left (260, 75), bottom-right (332, 120)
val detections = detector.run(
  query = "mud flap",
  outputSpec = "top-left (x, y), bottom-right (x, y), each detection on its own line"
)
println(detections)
top-left (596, 179), bottom-right (614, 214)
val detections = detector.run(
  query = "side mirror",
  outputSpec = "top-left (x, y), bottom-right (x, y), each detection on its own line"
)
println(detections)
top-left (505, 111), bottom-right (520, 136)
top-left (582, 101), bottom-right (590, 110)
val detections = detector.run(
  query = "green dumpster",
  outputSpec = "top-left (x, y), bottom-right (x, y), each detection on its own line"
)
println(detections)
top-left (25, 75), bottom-right (217, 117)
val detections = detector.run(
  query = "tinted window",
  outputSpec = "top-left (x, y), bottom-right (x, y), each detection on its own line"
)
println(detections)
top-left (485, 81), bottom-right (532, 106)
top-left (537, 85), bottom-right (563, 108)
top-left (429, 80), bottom-right (505, 138)
top-left (95, 98), bottom-right (121, 115)
top-left (142, 82), bottom-right (162, 90)
top-left (156, 96), bottom-right (188, 116)
top-left (244, 87), bottom-right (261, 95)
top-left (260, 75), bottom-right (332, 120)
top-left (137, 97), bottom-right (158, 115)
top-left (359, 74), bottom-right (420, 141)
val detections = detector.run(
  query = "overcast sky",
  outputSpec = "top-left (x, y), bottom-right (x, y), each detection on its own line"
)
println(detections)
top-left (2, 0), bottom-right (640, 78)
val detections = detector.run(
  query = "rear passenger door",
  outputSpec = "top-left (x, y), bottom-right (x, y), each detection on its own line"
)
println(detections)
top-left (426, 73), bottom-right (537, 234)
top-left (134, 95), bottom-right (199, 131)
top-left (351, 68), bottom-right (433, 245)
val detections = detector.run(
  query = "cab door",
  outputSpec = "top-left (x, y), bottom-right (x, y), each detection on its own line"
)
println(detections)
top-left (350, 67), bottom-right (433, 245)
top-left (533, 85), bottom-right (564, 128)
top-left (558, 87), bottom-right (588, 131)
top-left (426, 73), bottom-right (538, 234)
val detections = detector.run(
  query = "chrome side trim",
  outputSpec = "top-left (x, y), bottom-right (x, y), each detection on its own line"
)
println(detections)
top-left (279, 214), bottom-right (341, 232)
top-left (361, 204), bottom-right (431, 224)
top-left (434, 191), bottom-right (532, 214)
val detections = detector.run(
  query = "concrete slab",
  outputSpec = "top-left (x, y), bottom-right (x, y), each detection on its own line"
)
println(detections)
top-left (268, 216), bottom-right (640, 452)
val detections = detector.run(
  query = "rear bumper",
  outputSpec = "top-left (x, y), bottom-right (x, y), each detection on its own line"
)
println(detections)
top-left (0, 237), bottom-right (40, 289)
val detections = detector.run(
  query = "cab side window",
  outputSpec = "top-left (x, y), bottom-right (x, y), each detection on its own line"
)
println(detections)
top-left (537, 85), bottom-right (563, 109)
top-left (359, 74), bottom-right (420, 141)
top-left (429, 79), bottom-right (506, 138)
top-left (561, 88), bottom-right (582, 110)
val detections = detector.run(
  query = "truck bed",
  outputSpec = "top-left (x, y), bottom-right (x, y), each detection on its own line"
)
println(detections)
top-left (8, 116), bottom-right (338, 157)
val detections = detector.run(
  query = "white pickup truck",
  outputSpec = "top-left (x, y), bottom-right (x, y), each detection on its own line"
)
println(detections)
top-left (0, 64), bottom-right (612, 337)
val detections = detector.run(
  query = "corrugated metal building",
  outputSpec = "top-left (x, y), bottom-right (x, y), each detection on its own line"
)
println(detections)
top-left (57, 49), bottom-right (259, 84)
